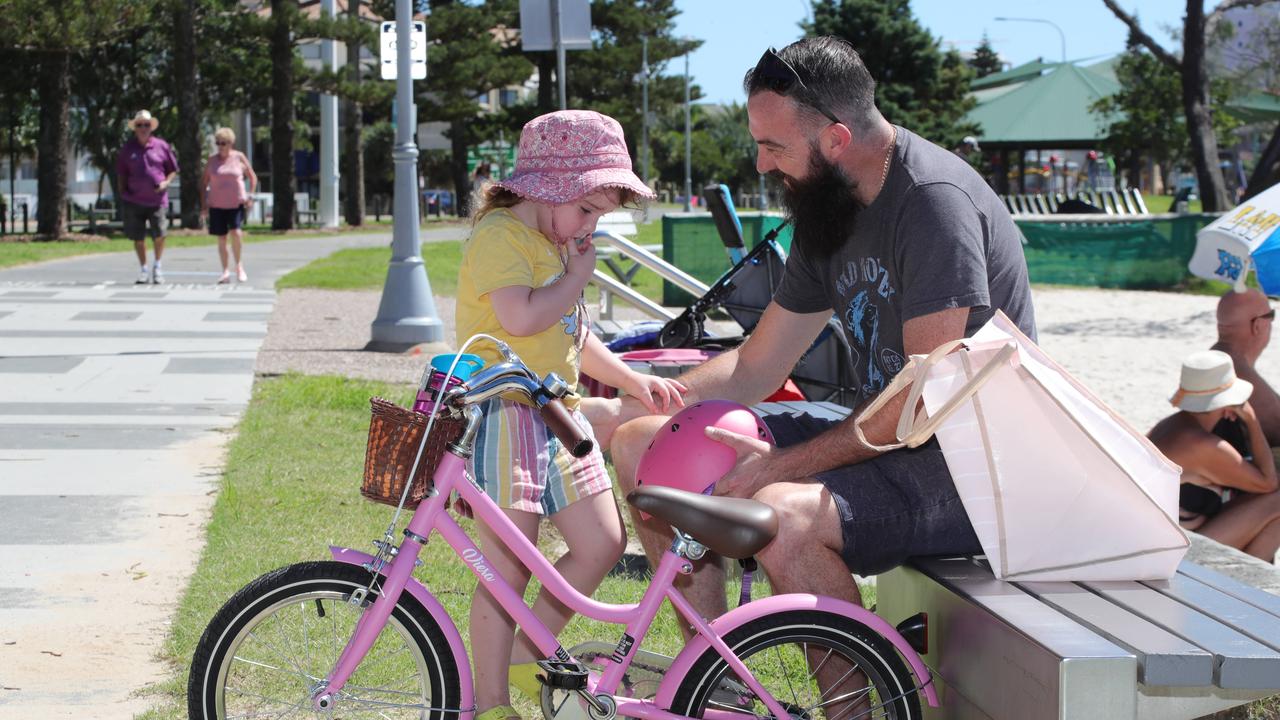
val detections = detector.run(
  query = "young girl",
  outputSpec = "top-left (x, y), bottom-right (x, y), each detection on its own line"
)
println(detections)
top-left (456, 110), bottom-right (686, 720)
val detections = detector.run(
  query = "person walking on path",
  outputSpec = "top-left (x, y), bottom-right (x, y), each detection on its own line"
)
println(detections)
top-left (116, 110), bottom-right (178, 284)
top-left (199, 127), bottom-right (258, 283)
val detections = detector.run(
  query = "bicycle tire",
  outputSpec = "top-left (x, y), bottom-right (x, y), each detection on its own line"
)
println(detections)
top-left (188, 561), bottom-right (462, 719)
top-left (668, 609), bottom-right (922, 720)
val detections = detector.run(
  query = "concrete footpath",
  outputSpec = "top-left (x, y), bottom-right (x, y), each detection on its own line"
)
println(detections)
top-left (0, 228), bottom-right (462, 718)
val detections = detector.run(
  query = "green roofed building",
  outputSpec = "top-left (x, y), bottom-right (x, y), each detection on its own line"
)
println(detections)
top-left (965, 60), bottom-right (1120, 149)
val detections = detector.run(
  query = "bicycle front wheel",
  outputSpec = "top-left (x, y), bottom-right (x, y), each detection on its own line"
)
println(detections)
top-left (188, 561), bottom-right (462, 719)
top-left (668, 610), bottom-right (922, 720)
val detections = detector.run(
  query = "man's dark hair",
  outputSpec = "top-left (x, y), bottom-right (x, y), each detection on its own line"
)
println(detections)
top-left (743, 36), bottom-right (878, 132)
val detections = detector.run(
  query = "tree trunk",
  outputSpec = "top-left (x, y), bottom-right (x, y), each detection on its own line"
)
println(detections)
top-left (450, 118), bottom-right (471, 216)
top-left (270, 0), bottom-right (296, 230)
top-left (173, 0), bottom-right (202, 229)
top-left (342, 0), bottom-right (365, 226)
top-left (1181, 0), bottom-right (1231, 212)
top-left (36, 51), bottom-right (70, 238)
top-left (1243, 121), bottom-right (1280, 201)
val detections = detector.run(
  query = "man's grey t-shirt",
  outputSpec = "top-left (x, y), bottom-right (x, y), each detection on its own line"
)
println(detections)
top-left (773, 126), bottom-right (1036, 406)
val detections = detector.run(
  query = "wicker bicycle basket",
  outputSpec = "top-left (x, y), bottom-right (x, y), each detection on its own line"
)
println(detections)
top-left (361, 397), bottom-right (465, 508)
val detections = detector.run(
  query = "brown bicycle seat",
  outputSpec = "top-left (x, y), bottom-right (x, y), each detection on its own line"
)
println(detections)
top-left (626, 485), bottom-right (778, 559)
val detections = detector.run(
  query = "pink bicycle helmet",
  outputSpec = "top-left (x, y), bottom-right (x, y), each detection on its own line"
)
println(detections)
top-left (636, 400), bottom-right (775, 496)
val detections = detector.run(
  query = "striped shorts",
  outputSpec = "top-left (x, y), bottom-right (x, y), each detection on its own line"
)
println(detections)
top-left (466, 398), bottom-right (611, 515)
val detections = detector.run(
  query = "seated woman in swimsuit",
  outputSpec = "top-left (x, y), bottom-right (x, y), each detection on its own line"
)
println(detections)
top-left (1148, 350), bottom-right (1280, 563)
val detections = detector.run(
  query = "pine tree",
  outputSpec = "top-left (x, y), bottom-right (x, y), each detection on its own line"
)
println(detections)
top-left (970, 32), bottom-right (1002, 78)
top-left (805, 0), bottom-right (977, 149)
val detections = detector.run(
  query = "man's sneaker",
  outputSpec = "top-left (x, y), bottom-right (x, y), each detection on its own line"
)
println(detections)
top-left (151, 265), bottom-right (164, 284)
top-left (136, 267), bottom-right (151, 284)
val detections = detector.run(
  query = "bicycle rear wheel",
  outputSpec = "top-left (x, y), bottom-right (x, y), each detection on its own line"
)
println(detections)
top-left (188, 561), bottom-right (462, 719)
top-left (668, 610), bottom-right (922, 720)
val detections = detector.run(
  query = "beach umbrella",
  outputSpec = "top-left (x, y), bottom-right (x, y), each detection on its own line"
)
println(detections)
top-left (1188, 183), bottom-right (1280, 293)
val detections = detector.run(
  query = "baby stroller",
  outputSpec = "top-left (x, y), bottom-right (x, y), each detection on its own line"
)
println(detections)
top-left (607, 185), bottom-right (860, 409)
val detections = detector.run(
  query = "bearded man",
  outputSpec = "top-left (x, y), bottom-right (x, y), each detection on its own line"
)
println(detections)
top-left (586, 36), bottom-right (1036, 621)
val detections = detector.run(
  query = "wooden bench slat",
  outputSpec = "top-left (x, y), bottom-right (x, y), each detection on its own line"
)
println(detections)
top-left (1017, 580), bottom-right (1214, 687)
top-left (1082, 580), bottom-right (1280, 689)
top-left (1141, 573), bottom-right (1280, 653)
top-left (1175, 560), bottom-right (1280, 620)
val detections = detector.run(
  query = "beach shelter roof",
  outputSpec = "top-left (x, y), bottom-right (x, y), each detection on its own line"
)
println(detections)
top-left (1225, 92), bottom-right (1280, 124)
top-left (965, 63), bottom-right (1121, 149)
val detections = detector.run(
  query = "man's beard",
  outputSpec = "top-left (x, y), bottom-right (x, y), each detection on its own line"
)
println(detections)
top-left (774, 146), bottom-right (863, 261)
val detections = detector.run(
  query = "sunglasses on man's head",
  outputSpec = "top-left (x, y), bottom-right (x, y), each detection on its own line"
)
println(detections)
top-left (1256, 309), bottom-right (1276, 322)
top-left (135, 123), bottom-right (151, 129)
top-left (215, 140), bottom-right (229, 146)
top-left (752, 48), bottom-right (842, 125)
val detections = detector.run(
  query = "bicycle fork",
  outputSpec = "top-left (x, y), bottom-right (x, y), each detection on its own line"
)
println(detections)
top-left (311, 508), bottom-right (435, 710)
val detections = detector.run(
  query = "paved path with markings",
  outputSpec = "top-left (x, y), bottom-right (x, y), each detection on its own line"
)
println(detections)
top-left (0, 229), bottom-right (462, 718)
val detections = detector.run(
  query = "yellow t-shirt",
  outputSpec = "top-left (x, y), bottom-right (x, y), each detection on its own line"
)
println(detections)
top-left (456, 208), bottom-right (584, 407)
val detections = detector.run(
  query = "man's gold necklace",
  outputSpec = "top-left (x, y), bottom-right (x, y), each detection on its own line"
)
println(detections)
top-left (880, 126), bottom-right (897, 188)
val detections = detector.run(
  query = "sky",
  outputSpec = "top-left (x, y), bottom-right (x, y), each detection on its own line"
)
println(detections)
top-left (669, 0), bottom-right (1190, 106)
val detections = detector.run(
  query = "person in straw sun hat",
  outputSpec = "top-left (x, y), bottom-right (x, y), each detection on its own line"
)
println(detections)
top-left (1148, 349), bottom-right (1280, 563)
top-left (116, 109), bottom-right (178, 284)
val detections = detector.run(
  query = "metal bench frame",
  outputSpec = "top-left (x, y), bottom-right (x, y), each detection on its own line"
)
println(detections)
top-left (878, 550), bottom-right (1280, 719)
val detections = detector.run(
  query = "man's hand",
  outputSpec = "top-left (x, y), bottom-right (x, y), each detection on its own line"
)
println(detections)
top-left (155, 179), bottom-right (171, 192)
top-left (706, 426), bottom-right (782, 499)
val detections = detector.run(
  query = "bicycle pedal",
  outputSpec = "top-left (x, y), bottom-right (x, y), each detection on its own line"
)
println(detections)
top-left (535, 660), bottom-right (589, 691)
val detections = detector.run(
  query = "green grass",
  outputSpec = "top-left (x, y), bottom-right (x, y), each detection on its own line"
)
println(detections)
top-left (276, 242), bottom-right (463, 295)
top-left (277, 221), bottom-right (670, 305)
top-left (1142, 193), bottom-right (1204, 214)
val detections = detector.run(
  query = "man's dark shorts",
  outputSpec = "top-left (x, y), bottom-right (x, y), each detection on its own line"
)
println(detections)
top-left (208, 206), bottom-right (245, 236)
top-left (763, 412), bottom-right (982, 576)
top-left (122, 200), bottom-right (167, 241)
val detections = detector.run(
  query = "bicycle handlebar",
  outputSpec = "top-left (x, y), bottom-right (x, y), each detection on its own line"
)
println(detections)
top-left (439, 361), bottom-right (594, 458)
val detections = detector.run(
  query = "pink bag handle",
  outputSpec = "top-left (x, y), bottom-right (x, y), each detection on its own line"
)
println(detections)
top-left (853, 340), bottom-right (1017, 452)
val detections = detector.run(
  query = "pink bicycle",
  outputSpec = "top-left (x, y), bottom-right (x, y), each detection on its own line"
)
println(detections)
top-left (188, 344), bottom-right (937, 720)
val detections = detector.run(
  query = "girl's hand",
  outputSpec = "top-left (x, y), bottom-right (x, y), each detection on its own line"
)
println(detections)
top-left (565, 236), bottom-right (596, 277)
top-left (620, 371), bottom-right (687, 414)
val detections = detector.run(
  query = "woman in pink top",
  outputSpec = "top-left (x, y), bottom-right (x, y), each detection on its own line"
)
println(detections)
top-left (200, 127), bottom-right (259, 283)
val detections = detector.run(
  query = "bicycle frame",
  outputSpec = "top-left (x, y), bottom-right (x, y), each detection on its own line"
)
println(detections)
top-left (317, 406), bottom-right (939, 716)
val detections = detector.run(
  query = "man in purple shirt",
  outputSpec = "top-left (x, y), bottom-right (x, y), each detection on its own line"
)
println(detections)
top-left (116, 110), bottom-right (178, 284)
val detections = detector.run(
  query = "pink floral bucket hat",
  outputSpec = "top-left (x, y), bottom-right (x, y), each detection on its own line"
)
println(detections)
top-left (497, 110), bottom-right (655, 205)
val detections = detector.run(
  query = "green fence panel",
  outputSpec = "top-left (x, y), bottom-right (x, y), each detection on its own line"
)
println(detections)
top-left (1017, 214), bottom-right (1218, 289)
top-left (661, 212), bottom-right (792, 306)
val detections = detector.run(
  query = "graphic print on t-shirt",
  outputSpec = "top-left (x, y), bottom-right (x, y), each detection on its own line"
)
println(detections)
top-left (839, 257), bottom-right (901, 398)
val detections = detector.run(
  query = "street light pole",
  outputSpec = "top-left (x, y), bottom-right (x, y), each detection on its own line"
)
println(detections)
top-left (319, 0), bottom-right (339, 228)
top-left (683, 48), bottom-right (692, 212)
top-left (369, 0), bottom-right (444, 350)
top-left (994, 16), bottom-right (1066, 64)
top-left (552, 0), bottom-right (567, 110)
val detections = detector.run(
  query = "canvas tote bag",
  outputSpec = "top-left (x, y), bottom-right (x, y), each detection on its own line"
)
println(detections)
top-left (854, 311), bottom-right (1187, 581)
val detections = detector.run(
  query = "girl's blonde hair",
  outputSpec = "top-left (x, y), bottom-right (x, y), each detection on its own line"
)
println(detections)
top-left (213, 127), bottom-right (236, 146)
top-left (470, 182), bottom-right (645, 225)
